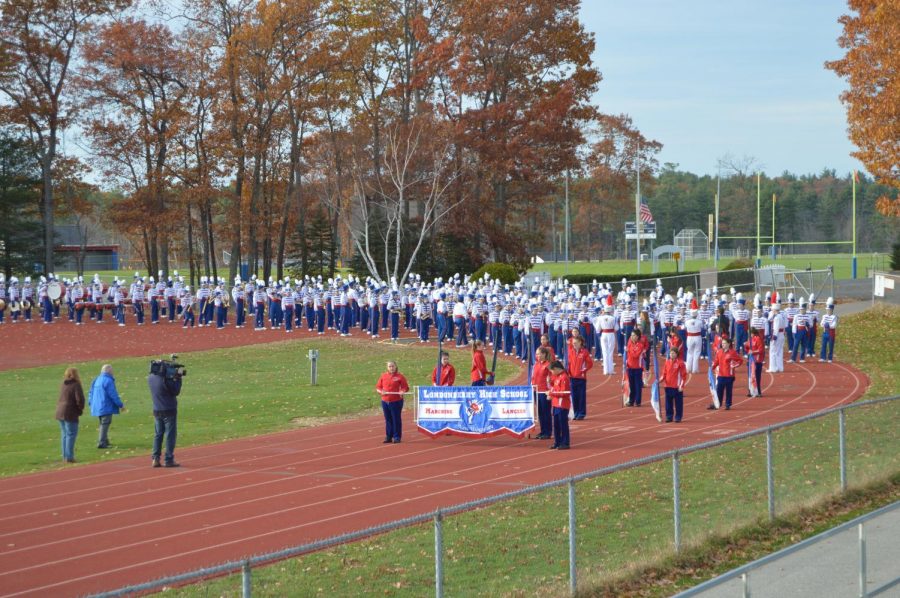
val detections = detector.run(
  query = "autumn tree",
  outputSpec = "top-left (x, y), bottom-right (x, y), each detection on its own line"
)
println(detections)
top-left (826, 0), bottom-right (899, 217)
top-left (0, 0), bottom-right (130, 273)
top-left (78, 18), bottom-right (189, 276)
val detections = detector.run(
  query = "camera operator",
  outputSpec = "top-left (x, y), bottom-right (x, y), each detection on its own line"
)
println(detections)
top-left (148, 357), bottom-right (184, 468)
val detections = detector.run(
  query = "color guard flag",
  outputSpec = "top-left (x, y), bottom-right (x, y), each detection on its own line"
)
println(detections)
top-left (708, 361), bottom-right (720, 409)
top-left (622, 367), bottom-right (630, 406)
top-left (748, 353), bottom-right (759, 397)
top-left (650, 346), bottom-right (661, 422)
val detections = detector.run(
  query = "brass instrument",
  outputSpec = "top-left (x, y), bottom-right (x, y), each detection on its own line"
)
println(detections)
top-left (21, 299), bottom-right (31, 311)
top-left (10, 300), bottom-right (21, 313)
top-left (0, 298), bottom-right (5, 312)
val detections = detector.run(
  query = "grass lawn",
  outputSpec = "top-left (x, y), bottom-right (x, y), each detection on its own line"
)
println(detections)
top-left (164, 306), bottom-right (900, 597)
top-left (529, 252), bottom-right (886, 280)
top-left (0, 338), bottom-right (520, 477)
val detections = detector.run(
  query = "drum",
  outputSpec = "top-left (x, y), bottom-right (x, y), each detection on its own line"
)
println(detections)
top-left (0, 298), bottom-right (5, 311)
top-left (47, 281), bottom-right (62, 301)
top-left (74, 301), bottom-right (84, 310)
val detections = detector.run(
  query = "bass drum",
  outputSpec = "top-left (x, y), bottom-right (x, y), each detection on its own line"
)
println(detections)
top-left (47, 281), bottom-right (63, 301)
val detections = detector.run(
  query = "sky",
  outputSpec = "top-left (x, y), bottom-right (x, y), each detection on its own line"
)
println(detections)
top-left (578, 1), bottom-right (864, 178)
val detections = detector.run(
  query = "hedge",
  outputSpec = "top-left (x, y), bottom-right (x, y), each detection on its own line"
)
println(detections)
top-left (471, 262), bottom-right (519, 285)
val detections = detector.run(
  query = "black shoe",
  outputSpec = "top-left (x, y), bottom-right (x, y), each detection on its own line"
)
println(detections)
top-left (725, 405), bottom-right (731, 410)
top-left (549, 444), bottom-right (558, 449)
top-left (392, 438), bottom-right (401, 443)
top-left (164, 461), bottom-right (180, 468)
top-left (383, 437), bottom-right (392, 443)
top-left (151, 458), bottom-right (161, 468)
top-left (674, 419), bottom-right (682, 423)
top-left (97, 443), bottom-right (109, 449)
top-left (557, 445), bottom-right (570, 450)
top-left (626, 402), bottom-right (634, 407)
top-left (746, 393), bottom-right (752, 397)
top-left (707, 404), bottom-right (718, 410)
top-left (665, 418), bottom-right (673, 423)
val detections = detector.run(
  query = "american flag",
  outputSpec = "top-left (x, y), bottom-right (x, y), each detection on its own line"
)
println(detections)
top-left (639, 199), bottom-right (654, 224)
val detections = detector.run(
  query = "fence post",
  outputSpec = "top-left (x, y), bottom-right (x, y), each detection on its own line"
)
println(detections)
top-left (839, 408), bottom-right (847, 492)
top-left (672, 452), bottom-right (681, 553)
top-left (766, 429), bottom-right (775, 521)
top-left (242, 560), bottom-right (252, 598)
top-left (742, 572), bottom-right (751, 598)
top-left (568, 478), bottom-right (577, 596)
top-left (858, 523), bottom-right (867, 598)
top-left (434, 509), bottom-right (443, 598)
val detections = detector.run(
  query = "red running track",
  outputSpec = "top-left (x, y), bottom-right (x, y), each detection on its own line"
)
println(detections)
top-left (0, 321), bottom-right (868, 597)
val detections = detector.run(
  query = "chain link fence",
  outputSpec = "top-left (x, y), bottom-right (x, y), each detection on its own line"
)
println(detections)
top-left (89, 395), bottom-right (899, 598)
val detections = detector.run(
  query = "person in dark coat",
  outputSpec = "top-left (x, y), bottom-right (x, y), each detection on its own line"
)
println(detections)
top-left (55, 368), bottom-right (85, 463)
top-left (148, 368), bottom-right (183, 467)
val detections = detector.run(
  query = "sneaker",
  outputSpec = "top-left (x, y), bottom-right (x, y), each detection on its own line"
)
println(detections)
top-left (706, 404), bottom-right (718, 410)
top-left (788, 359), bottom-right (794, 363)
top-left (152, 458), bottom-right (161, 468)
top-left (557, 445), bottom-right (570, 450)
top-left (549, 444), bottom-right (558, 450)
top-left (799, 359), bottom-right (806, 363)
top-left (392, 438), bottom-right (401, 443)
top-left (164, 461), bottom-right (180, 468)
top-left (383, 437), bottom-right (392, 444)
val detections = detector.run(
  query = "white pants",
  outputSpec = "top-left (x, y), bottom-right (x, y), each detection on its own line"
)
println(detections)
top-left (686, 336), bottom-right (701, 373)
top-left (768, 334), bottom-right (785, 372)
top-left (601, 333), bottom-right (616, 374)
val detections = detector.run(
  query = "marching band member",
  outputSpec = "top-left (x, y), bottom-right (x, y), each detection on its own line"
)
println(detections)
top-left (625, 328), bottom-right (649, 407)
top-left (233, 278), bottom-right (245, 328)
top-left (38, 276), bottom-right (52, 324)
top-left (281, 285), bottom-right (294, 332)
top-left (597, 304), bottom-right (617, 375)
top-left (453, 293), bottom-right (469, 347)
top-left (131, 275), bottom-right (145, 325)
top-left (767, 303), bottom-right (786, 373)
top-left (254, 281), bottom-right (268, 331)
top-left (165, 279), bottom-right (177, 323)
top-left (91, 277), bottom-right (104, 323)
top-left (789, 299), bottom-right (810, 363)
top-left (388, 290), bottom-right (402, 342)
top-left (22, 276), bottom-right (34, 322)
top-left (8, 277), bottom-right (20, 323)
top-left (470, 340), bottom-right (491, 386)
top-left (709, 338), bottom-right (743, 410)
top-left (684, 308), bottom-right (703, 373)
top-left (806, 294), bottom-right (820, 357)
top-left (376, 360), bottom-right (409, 443)
top-left (431, 351), bottom-right (456, 386)
top-left (567, 335), bottom-right (593, 420)
top-left (214, 288), bottom-right (227, 329)
top-left (113, 280), bottom-right (126, 326)
top-left (783, 294), bottom-right (797, 354)
top-left (181, 286), bottom-right (195, 328)
top-left (71, 279), bottom-right (85, 325)
top-left (0, 274), bottom-right (6, 324)
top-left (547, 360), bottom-right (571, 450)
top-left (416, 292), bottom-right (432, 342)
top-left (531, 346), bottom-right (553, 439)
top-left (659, 346), bottom-right (687, 422)
top-left (819, 298), bottom-right (838, 363)
top-left (731, 294), bottom-right (750, 355)
top-left (745, 327), bottom-right (765, 397)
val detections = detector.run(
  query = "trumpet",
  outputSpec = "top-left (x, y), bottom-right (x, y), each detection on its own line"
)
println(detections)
top-left (223, 295), bottom-right (231, 309)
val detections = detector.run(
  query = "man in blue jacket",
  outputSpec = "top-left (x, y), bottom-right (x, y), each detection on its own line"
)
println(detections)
top-left (88, 364), bottom-right (125, 449)
top-left (148, 366), bottom-right (183, 468)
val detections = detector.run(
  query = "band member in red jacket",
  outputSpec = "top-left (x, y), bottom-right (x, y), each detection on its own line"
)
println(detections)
top-left (745, 327), bottom-right (765, 397)
top-left (470, 340), bottom-right (491, 386)
top-left (376, 361), bottom-right (410, 443)
top-left (567, 336), bottom-right (593, 420)
top-left (548, 360), bottom-right (571, 450)
top-left (625, 329), bottom-right (650, 407)
top-left (659, 347), bottom-right (687, 422)
top-left (709, 338), bottom-right (743, 410)
top-left (431, 351), bottom-right (456, 386)
top-left (531, 346), bottom-right (553, 439)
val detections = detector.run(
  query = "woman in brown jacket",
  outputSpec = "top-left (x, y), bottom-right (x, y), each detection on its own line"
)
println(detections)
top-left (56, 368), bottom-right (85, 463)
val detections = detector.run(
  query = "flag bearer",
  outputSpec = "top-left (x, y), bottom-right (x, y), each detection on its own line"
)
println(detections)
top-left (819, 298), bottom-right (837, 363)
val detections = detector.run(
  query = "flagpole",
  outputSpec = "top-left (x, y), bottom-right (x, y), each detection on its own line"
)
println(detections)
top-left (714, 165), bottom-right (721, 269)
top-left (756, 172), bottom-right (761, 263)
top-left (636, 143), bottom-right (641, 274)
top-left (564, 171), bottom-right (570, 276)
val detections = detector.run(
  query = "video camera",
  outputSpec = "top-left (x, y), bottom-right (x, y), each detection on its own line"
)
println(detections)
top-left (150, 354), bottom-right (187, 380)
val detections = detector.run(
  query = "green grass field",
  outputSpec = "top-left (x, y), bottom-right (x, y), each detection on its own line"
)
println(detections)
top-left (1, 339), bottom-right (520, 477)
top-left (529, 253), bottom-right (888, 280)
top-left (162, 305), bottom-right (900, 597)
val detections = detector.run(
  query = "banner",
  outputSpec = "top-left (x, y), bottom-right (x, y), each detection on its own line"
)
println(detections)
top-left (416, 385), bottom-right (535, 439)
